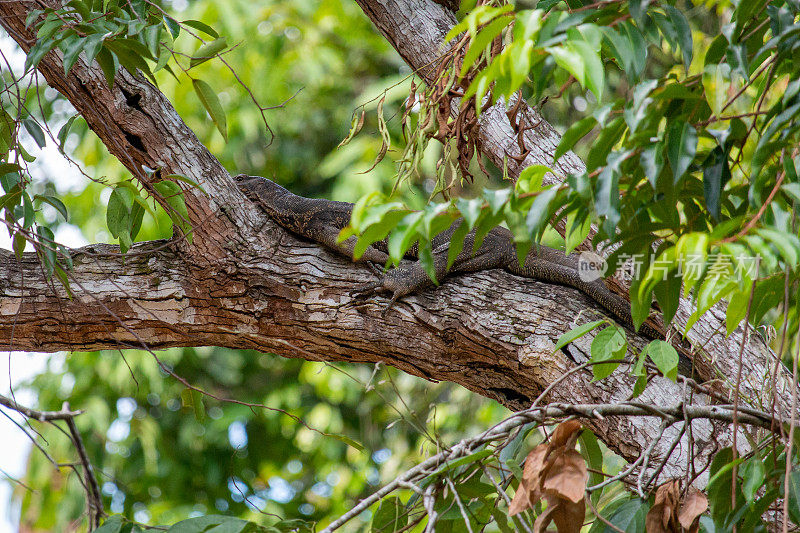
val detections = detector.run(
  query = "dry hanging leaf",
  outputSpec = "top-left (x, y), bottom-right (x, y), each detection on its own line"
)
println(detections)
top-left (509, 443), bottom-right (548, 515)
top-left (509, 420), bottom-right (587, 525)
top-left (549, 494), bottom-right (585, 533)
top-left (550, 420), bottom-right (583, 449)
top-left (645, 479), bottom-right (684, 533)
top-left (678, 488), bottom-right (708, 532)
top-left (645, 502), bottom-right (673, 533)
top-left (543, 449), bottom-right (589, 503)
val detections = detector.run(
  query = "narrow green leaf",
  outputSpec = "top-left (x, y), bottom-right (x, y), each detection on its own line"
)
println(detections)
top-left (57, 115), bottom-right (78, 149)
top-left (665, 5), bottom-right (693, 70)
top-left (22, 192), bottom-right (35, 228)
top-left (164, 16), bottom-right (181, 39)
top-left (180, 19), bottom-right (219, 38)
top-left (460, 16), bottom-right (512, 78)
top-left (666, 121), bottom-right (697, 184)
top-left (23, 118), bottom-right (46, 148)
top-left (192, 78), bottom-right (228, 140)
top-left (34, 194), bottom-right (68, 221)
top-left (703, 146), bottom-right (731, 221)
top-left (95, 47), bottom-right (119, 88)
top-left (525, 186), bottom-right (558, 239)
top-left (553, 320), bottom-right (605, 351)
top-left (154, 180), bottom-right (192, 243)
top-left (740, 457), bottom-right (765, 502)
top-left (328, 433), bottom-right (365, 452)
top-left (189, 37), bottom-right (227, 68)
top-left (61, 35), bottom-right (86, 75)
top-left (12, 232), bottom-right (26, 258)
top-left (554, 116), bottom-right (596, 162)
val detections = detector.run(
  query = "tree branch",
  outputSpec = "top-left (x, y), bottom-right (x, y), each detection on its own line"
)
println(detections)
top-left (0, 0), bottom-right (792, 487)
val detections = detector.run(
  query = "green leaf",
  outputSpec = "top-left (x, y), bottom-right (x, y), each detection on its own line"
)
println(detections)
top-left (189, 37), bottom-right (228, 68)
top-left (419, 244), bottom-right (438, 285)
top-left (569, 39), bottom-right (604, 101)
top-left (579, 429), bottom-right (604, 503)
top-left (460, 16), bottom-right (511, 78)
top-left (553, 320), bottom-right (605, 351)
top-left (34, 195), bottom-right (68, 221)
top-left (328, 433), bottom-right (365, 452)
top-left (525, 186), bottom-right (558, 239)
top-left (515, 164), bottom-right (551, 194)
top-left (23, 118), bottom-right (46, 148)
top-left (164, 16), bottom-right (181, 39)
top-left (653, 268), bottom-right (680, 326)
top-left (547, 43), bottom-right (586, 90)
top-left (57, 115), bottom-right (78, 149)
top-left (154, 180), bottom-right (192, 243)
top-left (192, 78), bottom-right (228, 141)
top-left (61, 35), bottom-right (86, 75)
top-left (180, 19), bottom-right (220, 38)
top-left (12, 232), bottom-right (27, 259)
top-left (167, 515), bottom-right (255, 532)
top-left (666, 121), bottom-right (697, 184)
top-left (94, 516), bottom-right (125, 533)
top-left (446, 220), bottom-right (470, 270)
top-left (758, 228), bottom-right (800, 267)
top-left (371, 496), bottom-right (408, 533)
top-left (590, 326), bottom-right (626, 380)
top-left (25, 9), bottom-right (44, 29)
top-left (22, 191), bottom-right (35, 228)
top-left (564, 209), bottom-right (590, 255)
top-left (788, 469), bottom-right (800, 526)
top-left (644, 340), bottom-right (678, 381)
top-left (664, 5), bottom-right (693, 70)
top-left (703, 146), bottom-right (731, 221)
top-left (106, 187), bottom-right (134, 239)
top-left (586, 116), bottom-right (625, 173)
top-left (163, 173), bottom-right (207, 195)
top-left (36, 225), bottom-right (56, 277)
top-left (555, 116), bottom-right (596, 163)
top-left (703, 63), bottom-right (731, 116)
top-left (594, 499), bottom-right (648, 533)
top-left (95, 47), bottom-right (119, 88)
top-left (740, 457), bottom-right (765, 502)
top-left (628, 0), bottom-right (651, 25)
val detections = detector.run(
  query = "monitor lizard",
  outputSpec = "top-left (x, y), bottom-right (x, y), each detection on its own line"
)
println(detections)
top-left (235, 174), bottom-right (696, 378)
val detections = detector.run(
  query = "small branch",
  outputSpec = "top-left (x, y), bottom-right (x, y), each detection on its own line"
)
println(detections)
top-left (63, 403), bottom-right (104, 528)
top-left (0, 393), bottom-right (82, 421)
top-left (0, 394), bottom-right (103, 529)
top-left (321, 399), bottom-right (786, 532)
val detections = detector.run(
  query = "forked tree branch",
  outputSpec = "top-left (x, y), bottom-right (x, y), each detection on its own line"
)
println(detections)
top-left (0, 0), bottom-right (793, 487)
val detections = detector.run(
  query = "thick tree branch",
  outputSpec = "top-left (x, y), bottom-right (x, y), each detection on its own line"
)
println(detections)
top-left (0, 0), bottom-right (792, 486)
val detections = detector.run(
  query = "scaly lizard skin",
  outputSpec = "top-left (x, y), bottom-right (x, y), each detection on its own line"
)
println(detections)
top-left (235, 174), bottom-right (695, 377)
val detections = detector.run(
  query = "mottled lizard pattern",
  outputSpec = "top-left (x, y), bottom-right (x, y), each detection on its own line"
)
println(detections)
top-left (235, 174), bottom-right (694, 376)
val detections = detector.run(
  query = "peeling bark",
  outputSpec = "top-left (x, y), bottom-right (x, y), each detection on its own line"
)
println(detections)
top-left (0, 0), bottom-right (792, 486)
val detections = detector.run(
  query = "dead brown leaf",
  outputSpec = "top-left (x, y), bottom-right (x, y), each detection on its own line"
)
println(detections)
top-left (509, 421), bottom-right (587, 521)
top-left (509, 443), bottom-right (548, 515)
top-left (543, 449), bottom-right (589, 503)
top-left (550, 420), bottom-right (583, 449)
top-left (549, 493), bottom-right (586, 533)
top-left (645, 479), bottom-right (705, 533)
top-left (678, 489), bottom-right (708, 531)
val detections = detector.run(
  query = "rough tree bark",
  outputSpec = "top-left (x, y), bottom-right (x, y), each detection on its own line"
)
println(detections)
top-left (0, 0), bottom-right (792, 484)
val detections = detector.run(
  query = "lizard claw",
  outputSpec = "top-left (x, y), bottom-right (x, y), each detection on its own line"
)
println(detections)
top-left (350, 278), bottom-right (403, 316)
